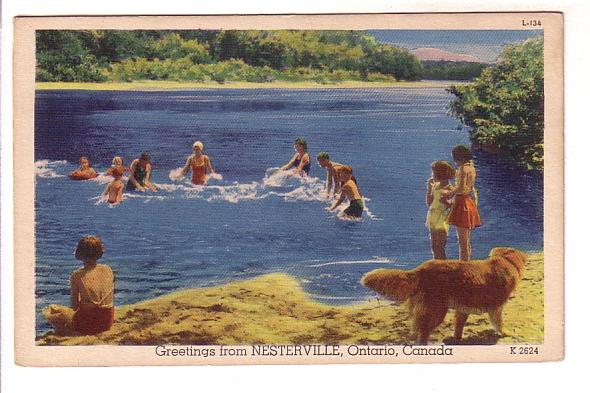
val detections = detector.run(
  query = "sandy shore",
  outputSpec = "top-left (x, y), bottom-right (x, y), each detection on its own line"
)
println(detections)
top-left (37, 252), bottom-right (543, 346)
top-left (36, 80), bottom-right (455, 91)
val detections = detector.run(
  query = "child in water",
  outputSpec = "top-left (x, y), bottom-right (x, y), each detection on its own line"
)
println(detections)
top-left (102, 166), bottom-right (125, 205)
top-left (316, 152), bottom-right (346, 199)
top-left (281, 137), bottom-right (311, 177)
top-left (426, 161), bottom-right (456, 259)
top-left (180, 141), bottom-right (216, 185)
top-left (329, 166), bottom-right (363, 218)
top-left (69, 156), bottom-right (98, 180)
top-left (106, 156), bottom-right (127, 176)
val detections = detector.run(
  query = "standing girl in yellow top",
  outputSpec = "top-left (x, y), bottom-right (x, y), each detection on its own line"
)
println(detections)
top-left (445, 145), bottom-right (482, 261)
top-left (426, 161), bottom-right (455, 259)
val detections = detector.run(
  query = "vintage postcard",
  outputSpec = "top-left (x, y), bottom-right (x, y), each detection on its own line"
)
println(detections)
top-left (13, 13), bottom-right (563, 366)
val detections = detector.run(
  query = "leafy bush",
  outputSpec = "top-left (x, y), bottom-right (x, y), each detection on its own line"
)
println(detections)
top-left (448, 37), bottom-right (544, 170)
top-left (146, 33), bottom-right (211, 64)
top-left (422, 61), bottom-right (488, 81)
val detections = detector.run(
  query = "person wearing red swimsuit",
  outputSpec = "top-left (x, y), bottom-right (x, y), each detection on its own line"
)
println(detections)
top-left (181, 141), bottom-right (216, 185)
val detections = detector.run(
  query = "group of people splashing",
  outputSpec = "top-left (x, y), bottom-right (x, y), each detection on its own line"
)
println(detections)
top-left (68, 142), bottom-right (216, 205)
top-left (280, 137), bottom-right (365, 219)
top-left (68, 137), bottom-right (366, 219)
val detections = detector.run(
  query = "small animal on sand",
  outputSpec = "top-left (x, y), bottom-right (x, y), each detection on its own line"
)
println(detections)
top-left (361, 247), bottom-right (527, 344)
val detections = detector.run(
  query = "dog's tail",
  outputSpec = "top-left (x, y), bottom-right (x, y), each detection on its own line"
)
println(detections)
top-left (361, 268), bottom-right (417, 302)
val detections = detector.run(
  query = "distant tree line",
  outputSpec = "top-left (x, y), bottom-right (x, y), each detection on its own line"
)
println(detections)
top-left (448, 37), bottom-right (544, 170)
top-left (421, 61), bottom-right (489, 81)
top-left (36, 30), bottom-right (425, 83)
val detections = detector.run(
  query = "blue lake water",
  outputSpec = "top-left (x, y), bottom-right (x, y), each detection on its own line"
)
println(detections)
top-left (34, 88), bottom-right (543, 334)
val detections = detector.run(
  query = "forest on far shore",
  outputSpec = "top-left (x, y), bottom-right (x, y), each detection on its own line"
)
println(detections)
top-left (36, 30), bottom-right (488, 84)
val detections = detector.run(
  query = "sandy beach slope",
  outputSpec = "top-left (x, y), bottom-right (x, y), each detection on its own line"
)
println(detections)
top-left (37, 253), bottom-right (543, 346)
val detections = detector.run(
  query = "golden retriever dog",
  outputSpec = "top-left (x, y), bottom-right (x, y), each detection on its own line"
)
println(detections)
top-left (361, 247), bottom-right (527, 344)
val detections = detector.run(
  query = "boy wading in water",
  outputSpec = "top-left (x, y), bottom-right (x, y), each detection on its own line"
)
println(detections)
top-left (329, 166), bottom-right (363, 218)
top-left (316, 152), bottom-right (346, 199)
top-left (103, 166), bottom-right (125, 205)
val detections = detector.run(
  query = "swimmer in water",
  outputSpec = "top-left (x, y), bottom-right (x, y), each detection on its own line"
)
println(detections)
top-left (69, 156), bottom-right (98, 180)
top-left (316, 152), bottom-right (348, 199)
top-left (127, 152), bottom-right (157, 192)
top-left (106, 156), bottom-right (127, 176)
top-left (329, 166), bottom-right (363, 218)
top-left (281, 137), bottom-right (311, 177)
top-left (102, 166), bottom-right (125, 205)
top-left (180, 141), bottom-right (216, 185)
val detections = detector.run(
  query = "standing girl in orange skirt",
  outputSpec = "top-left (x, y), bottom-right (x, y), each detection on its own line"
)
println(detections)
top-left (446, 145), bottom-right (481, 261)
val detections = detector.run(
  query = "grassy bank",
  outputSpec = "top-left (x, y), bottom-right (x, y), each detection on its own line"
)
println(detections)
top-left (36, 80), bottom-right (453, 91)
top-left (37, 252), bottom-right (543, 346)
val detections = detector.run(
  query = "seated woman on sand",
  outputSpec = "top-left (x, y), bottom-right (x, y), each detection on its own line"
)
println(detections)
top-left (180, 141), bottom-right (216, 185)
top-left (43, 236), bottom-right (115, 336)
top-left (69, 156), bottom-right (98, 180)
top-left (281, 137), bottom-right (311, 177)
top-left (127, 152), bottom-right (157, 192)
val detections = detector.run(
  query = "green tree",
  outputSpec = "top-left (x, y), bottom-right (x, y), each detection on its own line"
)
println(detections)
top-left (448, 37), bottom-right (544, 169)
top-left (368, 45), bottom-right (423, 80)
top-left (146, 33), bottom-right (211, 63)
top-left (36, 31), bottom-right (106, 81)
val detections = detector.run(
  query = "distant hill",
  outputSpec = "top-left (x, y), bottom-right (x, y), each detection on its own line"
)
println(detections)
top-left (410, 47), bottom-right (487, 63)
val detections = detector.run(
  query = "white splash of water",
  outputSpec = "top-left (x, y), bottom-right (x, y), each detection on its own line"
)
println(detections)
top-left (168, 167), bottom-right (185, 181)
top-left (89, 173), bottom-right (122, 185)
top-left (155, 167), bottom-right (326, 205)
top-left (77, 165), bottom-right (380, 220)
top-left (34, 160), bottom-right (68, 178)
top-left (328, 196), bottom-right (380, 222)
top-left (308, 257), bottom-right (393, 268)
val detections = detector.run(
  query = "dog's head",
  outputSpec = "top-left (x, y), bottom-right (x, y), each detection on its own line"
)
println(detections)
top-left (489, 247), bottom-right (528, 276)
top-left (361, 268), bottom-right (418, 302)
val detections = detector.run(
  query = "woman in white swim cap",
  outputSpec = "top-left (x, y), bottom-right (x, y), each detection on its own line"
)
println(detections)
top-left (180, 141), bottom-right (216, 185)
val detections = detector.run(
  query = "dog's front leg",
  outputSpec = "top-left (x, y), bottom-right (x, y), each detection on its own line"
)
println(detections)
top-left (489, 306), bottom-right (506, 336)
top-left (454, 312), bottom-right (469, 340)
